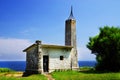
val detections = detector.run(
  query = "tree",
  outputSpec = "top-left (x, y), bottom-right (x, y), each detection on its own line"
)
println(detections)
top-left (87, 26), bottom-right (120, 71)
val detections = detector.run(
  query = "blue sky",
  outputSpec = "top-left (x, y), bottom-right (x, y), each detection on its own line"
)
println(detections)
top-left (0, 0), bottom-right (120, 61)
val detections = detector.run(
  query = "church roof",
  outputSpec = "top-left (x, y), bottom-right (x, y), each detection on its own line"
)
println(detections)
top-left (42, 44), bottom-right (73, 48)
top-left (23, 43), bottom-right (73, 52)
top-left (67, 6), bottom-right (75, 20)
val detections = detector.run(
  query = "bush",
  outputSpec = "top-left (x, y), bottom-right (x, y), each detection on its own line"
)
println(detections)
top-left (0, 68), bottom-right (14, 72)
top-left (80, 67), bottom-right (94, 71)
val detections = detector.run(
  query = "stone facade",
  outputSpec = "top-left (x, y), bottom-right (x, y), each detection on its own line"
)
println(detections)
top-left (23, 41), bottom-right (42, 74)
top-left (42, 47), bottom-right (72, 73)
top-left (23, 41), bottom-right (73, 74)
top-left (65, 20), bottom-right (76, 48)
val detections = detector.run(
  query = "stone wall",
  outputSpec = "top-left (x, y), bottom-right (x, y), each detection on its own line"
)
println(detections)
top-left (24, 41), bottom-right (72, 74)
top-left (25, 45), bottom-right (41, 73)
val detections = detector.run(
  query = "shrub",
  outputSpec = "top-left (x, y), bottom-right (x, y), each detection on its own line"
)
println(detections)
top-left (0, 68), bottom-right (14, 72)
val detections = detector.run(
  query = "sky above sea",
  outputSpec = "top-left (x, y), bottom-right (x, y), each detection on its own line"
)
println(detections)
top-left (0, 0), bottom-right (120, 61)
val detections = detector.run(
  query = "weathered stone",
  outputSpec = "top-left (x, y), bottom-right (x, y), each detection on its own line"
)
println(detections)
top-left (23, 42), bottom-right (73, 74)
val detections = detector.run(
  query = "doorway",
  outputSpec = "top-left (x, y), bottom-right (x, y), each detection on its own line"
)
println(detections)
top-left (43, 55), bottom-right (49, 72)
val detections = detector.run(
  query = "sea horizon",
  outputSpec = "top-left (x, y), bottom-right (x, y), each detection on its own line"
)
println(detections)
top-left (0, 61), bottom-right (97, 71)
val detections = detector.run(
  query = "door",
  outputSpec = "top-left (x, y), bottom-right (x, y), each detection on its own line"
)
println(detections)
top-left (43, 55), bottom-right (49, 72)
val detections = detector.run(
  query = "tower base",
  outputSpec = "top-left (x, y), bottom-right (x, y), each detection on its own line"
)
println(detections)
top-left (72, 67), bottom-right (79, 71)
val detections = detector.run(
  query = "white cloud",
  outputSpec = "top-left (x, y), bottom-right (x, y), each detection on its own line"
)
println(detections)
top-left (0, 38), bottom-right (32, 61)
top-left (78, 46), bottom-right (96, 61)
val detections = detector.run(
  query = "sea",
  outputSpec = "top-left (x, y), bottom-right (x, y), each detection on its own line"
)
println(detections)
top-left (0, 61), bottom-right (96, 71)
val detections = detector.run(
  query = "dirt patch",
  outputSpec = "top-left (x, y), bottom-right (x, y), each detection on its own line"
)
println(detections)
top-left (4, 72), bottom-right (23, 77)
top-left (45, 74), bottom-right (55, 80)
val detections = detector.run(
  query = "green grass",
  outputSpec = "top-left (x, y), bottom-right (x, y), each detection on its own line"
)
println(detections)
top-left (52, 68), bottom-right (120, 80)
top-left (0, 68), bottom-right (47, 80)
top-left (0, 68), bottom-right (14, 72)
top-left (1, 67), bottom-right (120, 80)
top-left (0, 74), bottom-right (47, 80)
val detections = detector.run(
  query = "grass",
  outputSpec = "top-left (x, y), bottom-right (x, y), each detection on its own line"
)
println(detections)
top-left (52, 67), bottom-right (120, 80)
top-left (0, 68), bottom-right (47, 80)
top-left (0, 74), bottom-right (47, 80)
top-left (0, 68), bottom-right (14, 72)
top-left (0, 67), bottom-right (120, 80)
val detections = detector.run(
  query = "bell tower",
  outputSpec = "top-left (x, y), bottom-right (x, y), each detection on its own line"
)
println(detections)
top-left (65, 6), bottom-right (78, 70)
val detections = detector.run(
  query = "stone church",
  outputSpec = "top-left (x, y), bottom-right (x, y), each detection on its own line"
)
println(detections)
top-left (23, 7), bottom-right (78, 74)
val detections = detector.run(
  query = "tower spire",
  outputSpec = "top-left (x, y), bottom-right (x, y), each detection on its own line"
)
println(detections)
top-left (68, 6), bottom-right (75, 20)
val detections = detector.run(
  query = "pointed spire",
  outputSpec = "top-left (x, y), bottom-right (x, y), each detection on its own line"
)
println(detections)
top-left (70, 6), bottom-right (73, 17)
top-left (68, 6), bottom-right (75, 20)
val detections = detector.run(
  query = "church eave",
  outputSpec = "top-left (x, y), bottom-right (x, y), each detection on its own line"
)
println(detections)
top-left (23, 44), bottom-right (36, 52)
top-left (41, 44), bottom-right (73, 49)
top-left (23, 44), bottom-right (73, 52)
